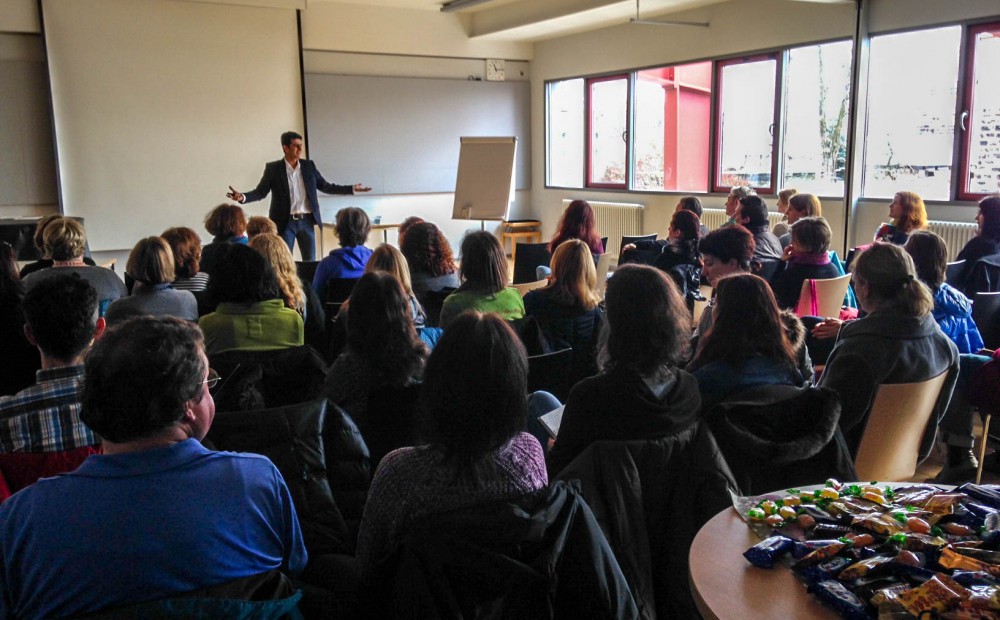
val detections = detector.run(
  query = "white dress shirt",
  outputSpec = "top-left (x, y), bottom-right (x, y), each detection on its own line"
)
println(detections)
top-left (285, 159), bottom-right (310, 215)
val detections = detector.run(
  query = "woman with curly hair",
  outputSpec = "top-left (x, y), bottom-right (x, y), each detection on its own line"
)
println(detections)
top-left (325, 272), bottom-right (428, 427)
top-left (249, 233), bottom-right (325, 352)
top-left (399, 221), bottom-right (460, 299)
top-left (161, 227), bottom-right (209, 292)
top-left (873, 191), bottom-right (927, 245)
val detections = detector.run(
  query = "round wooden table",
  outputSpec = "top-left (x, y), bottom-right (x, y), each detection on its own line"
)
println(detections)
top-left (688, 505), bottom-right (839, 620)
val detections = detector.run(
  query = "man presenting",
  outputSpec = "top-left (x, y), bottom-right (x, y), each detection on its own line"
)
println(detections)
top-left (228, 131), bottom-right (371, 261)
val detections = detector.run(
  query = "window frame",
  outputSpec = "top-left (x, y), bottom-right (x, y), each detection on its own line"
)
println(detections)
top-left (957, 19), bottom-right (1000, 202)
top-left (584, 73), bottom-right (632, 190)
top-left (711, 52), bottom-right (783, 195)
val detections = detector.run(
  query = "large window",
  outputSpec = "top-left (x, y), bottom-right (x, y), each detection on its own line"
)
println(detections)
top-left (546, 78), bottom-right (584, 187)
top-left (960, 22), bottom-right (1000, 199)
top-left (863, 27), bottom-right (961, 200)
top-left (586, 75), bottom-right (629, 188)
top-left (714, 54), bottom-right (779, 192)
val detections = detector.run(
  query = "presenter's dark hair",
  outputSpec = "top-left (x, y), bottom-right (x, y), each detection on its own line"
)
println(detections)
top-left (698, 226), bottom-right (755, 270)
top-left (335, 207), bottom-right (371, 247)
top-left (82, 317), bottom-right (205, 443)
top-left (204, 203), bottom-right (247, 238)
top-left (23, 274), bottom-right (99, 361)
top-left (678, 196), bottom-right (703, 218)
top-left (401, 222), bottom-right (456, 278)
top-left (739, 195), bottom-right (770, 227)
top-left (209, 243), bottom-right (281, 304)
top-left (904, 230), bottom-right (948, 289)
top-left (281, 131), bottom-right (303, 147)
top-left (459, 231), bottom-right (507, 295)
top-left (161, 227), bottom-right (202, 279)
top-left (599, 264), bottom-right (689, 378)
top-left (420, 312), bottom-right (526, 465)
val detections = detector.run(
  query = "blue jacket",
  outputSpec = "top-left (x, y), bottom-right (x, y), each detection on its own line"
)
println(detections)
top-left (313, 245), bottom-right (373, 300)
top-left (933, 283), bottom-right (985, 354)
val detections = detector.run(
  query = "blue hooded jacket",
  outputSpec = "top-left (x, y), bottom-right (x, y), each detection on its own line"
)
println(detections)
top-left (933, 283), bottom-right (984, 354)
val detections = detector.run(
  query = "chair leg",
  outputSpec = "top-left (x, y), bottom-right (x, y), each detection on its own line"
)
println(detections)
top-left (977, 413), bottom-right (991, 485)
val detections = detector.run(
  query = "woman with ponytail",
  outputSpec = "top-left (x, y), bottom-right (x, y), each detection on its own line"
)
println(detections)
top-left (819, 243), bottom-right (958, 459)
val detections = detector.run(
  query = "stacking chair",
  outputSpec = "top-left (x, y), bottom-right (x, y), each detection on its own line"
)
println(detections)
top-left (595, 253), bottom-right (617, 297)
top-left (527, 348), bottom-right (574, 401)
top-left (853, 371), bottom-right (950, 482)
top-left (296, 260), bottom-right (321, 286)
top-left (974, 292), bottom-right (1000, 350)
top-left (794, 273), bottom-right (852, 319)
top-left (945, 260), bottom-right (966, 287)
top-left (619, 234), bottom-right (656, 254)
top-left (512, 242), bottom-right (551, 284)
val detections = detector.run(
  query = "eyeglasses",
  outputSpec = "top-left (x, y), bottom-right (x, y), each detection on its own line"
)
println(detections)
top-left (204, 368), bottom-right (221, 389)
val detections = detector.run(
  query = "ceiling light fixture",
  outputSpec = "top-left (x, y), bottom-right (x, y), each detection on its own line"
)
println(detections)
top-left (629, 0), bottom-right (709, 27)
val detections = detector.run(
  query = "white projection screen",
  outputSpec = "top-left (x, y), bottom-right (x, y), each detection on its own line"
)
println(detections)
top-left (41, 0), bottom-right (304, 250)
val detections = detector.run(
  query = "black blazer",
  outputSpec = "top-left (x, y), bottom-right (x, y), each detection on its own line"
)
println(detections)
top-left (242, 159), bottom-right (353, 234)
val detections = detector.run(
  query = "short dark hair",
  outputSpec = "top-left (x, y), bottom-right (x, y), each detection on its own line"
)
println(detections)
top-left (790, 217), bottom-right (832, 255)
top-left (161, 227), bottom-right (202, 279)
top-left (204, 204), bottom-right (247, 238)
top-left (208, 243), bottom-right (281, 304)
top-left (904, 230), bottom-right (948, 289)
top-left (739, 196), bottom-right (769, 227)
top-left (281, 131), bottom-right (302, 147)
top-left (698, 225), bottom-right (755, 270)
top-left (979, 194), bottom-right (1000, 241)
top-left (335, 207), bottom-right (371, 247)
top-left (81, 317), bottom-right (205, 443)
top-left (459, 231), bottom-right (507, 295)
top-left (600, 264), bottom-right (690, 377)
top-left (678, 196), bottom-right (703, 218)
top-left (22, 274), bottom-right (98, 361)
top-left (670, 210), bottom-right (700, 242)
top-left (420, 312), bottom-right (527, 464)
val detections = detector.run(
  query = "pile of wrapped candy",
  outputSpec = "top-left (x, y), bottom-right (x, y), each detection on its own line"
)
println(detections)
top-left (741, 481), bottom-right (1000, 619)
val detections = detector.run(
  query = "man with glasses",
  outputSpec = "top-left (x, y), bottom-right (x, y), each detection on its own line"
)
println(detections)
top-left (0, 316), bottom-right (307, 619)
top-left (0, 274), bottom-right (103, 463)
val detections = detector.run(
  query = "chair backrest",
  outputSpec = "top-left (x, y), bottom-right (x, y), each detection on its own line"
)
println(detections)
top-left (692, 297), bottom-right (711, 324)
top-left (757, 260), bottom-right (782, 282)
top-left (528, 348), bottom-right (575, 400)
top-left (974, 292), bottom-right (1000, 350)
top-left (945, 260), bottom-right (966, 287)
top-left (364, 384), bottom-right (422, 469)
top-left (418, 287), bottom-right (456, 329)
top-left (513, 279), bottom-right (548, 297)
top-left (209, 345), bottom-right (327, 411)
top-left (595, 253), bottom-right (617, 297)
top-left (324, 277), bottom-right (360, 304)
top-left (512, 242), bottom-right (551, 284)
top-left (620, 234), bottom-right (656, 251)
top-left (600, 237), bottom-right (608, 253)
top-left (853, 370), bottom-right (950, 481)
top-left (295, 260), bottom-right (320, 286)
top-left (794, 273), bottom-right (852, 318)
top-left (967, 254), bottom-right (1000, 297)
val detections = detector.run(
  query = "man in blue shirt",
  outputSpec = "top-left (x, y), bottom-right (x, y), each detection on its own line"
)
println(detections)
top-left (0, 317), bottom-right (307, 619)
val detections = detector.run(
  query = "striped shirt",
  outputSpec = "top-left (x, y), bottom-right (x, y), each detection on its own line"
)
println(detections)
top-left (171, 272), bottom-right (210, 292)
top-left (0, 366), bottom-right (99, 453)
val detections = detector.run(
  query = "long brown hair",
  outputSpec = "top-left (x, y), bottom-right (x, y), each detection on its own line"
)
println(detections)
top-left (550, 200), bottom-right (603, 255)
top-left (458, 231), bottom-right (508, 295)
top-left (892, 191), bottom-right (928, 233)
top-left (689, 273), bottom-right (797, 372)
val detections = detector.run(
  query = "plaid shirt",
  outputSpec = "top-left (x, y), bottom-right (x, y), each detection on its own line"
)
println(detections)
top-left (0, 365), bottom-right (99, 453)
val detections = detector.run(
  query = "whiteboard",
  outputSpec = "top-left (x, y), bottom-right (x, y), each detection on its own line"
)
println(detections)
top-left (452, 137), bottom-right (516, 221)
top-left (303, 74), bottom-right (530, 195)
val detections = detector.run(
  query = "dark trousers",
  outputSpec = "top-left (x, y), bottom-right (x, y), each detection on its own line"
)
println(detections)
top-left (282, 216), bottom-right (317, 261)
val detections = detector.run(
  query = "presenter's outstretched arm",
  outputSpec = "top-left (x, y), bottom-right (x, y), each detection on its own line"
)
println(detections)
top-left (226, 186), bottom-right (245, 203)
top-left (353, 184), bottom-right (372, 193)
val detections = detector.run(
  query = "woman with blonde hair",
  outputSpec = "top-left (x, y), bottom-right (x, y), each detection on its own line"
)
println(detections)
top-left (777, 193), bottom-right (822, 247)
top-left (523, 239), bottom-right (603, 380)
top-left (873, 191), bottom-right (927, 245)
top-left (249, 232), bottom-right (325, 352)
top-left (364, 244), bottom-right (427, 327)
top-left (819, 243), bottom-right (957, 459)
top-left (105, 237), bottom-right (198, 323)
top-left (771, 188), bottom-right (798, 238)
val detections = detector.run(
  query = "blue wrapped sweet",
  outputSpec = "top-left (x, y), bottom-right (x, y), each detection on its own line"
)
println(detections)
top-left (807, 580), bottom-right (870, 620)
top-left (798, 555), bottom-right (853, 583)
top-left (743, 536), bottom-right (794, 569)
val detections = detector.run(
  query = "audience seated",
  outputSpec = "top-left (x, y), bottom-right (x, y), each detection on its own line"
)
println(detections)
top-left (736, 195), bottom-right (782, 263)
top-left (105, 236), bottom-right (198, 323)
top-left (721, 185), bottom-right (756, 227)
top-left (200, 203), bottom-right (248, 276)
top-left (399, 221), bottom-right (460, 324)
top-left (22, 217), bottom-right (126, 309)
top-left (770, 187), bottom-right (798, 238)
top-left (0, 241), bottom-right (39, 396)
top-left (522, 239), bottom-right (604, 381)
top-left (546, 264), bottom-right (697, 475)
top-left (161, 226), bottom-right (210, 292)
top-left (355, 312), bottom-right (547, 579)
top-left (819, 243), bottom-right (958, 459)
top-left (622, 210), bottom-right (702, 299)
top-left (694, 225), bottom-right (756, 342)
top-left (688, 274), bottom-right (807, 410)
top-left (873, 191), bottom-right (928, 246)
top-left (198, 244), bottom-right (304, 355)
top-left (313, 207), bottom-right (372, 300)
top-left (361, 244), bottom-right (427, 328)
top-left (675, 195), bottom-right (710, 238)
top-left (249, 232), bottom-right (325, 353)
top-left (0, 317), bottom-right (306, 619)
top-left (18, 214), bottom-right (96, 279)
top-left (246, 214), bottom-right (278, 240)
top-left (776, 192), bottom-right (821, 247)
top-left (955, 194), bottom-right (1000, 296)
top-left (325, 272), bottom-right (429, 432)
top-left (548, 199), bottom-right (605, 257)
top-left (771, 217), bottom-right (842, 309)
top-left (439, 231), bottom-right (525, 327)
top-left (0, 275), bottom-right (103, 489)
top-left (396, 215), bottom-right (424, 247)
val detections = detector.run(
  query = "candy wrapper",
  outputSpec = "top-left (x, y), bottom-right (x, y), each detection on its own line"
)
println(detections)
top-left (743, 536), bottom-right (794, 569)
top-left (897, 574), bottom-right (972, 616)
top-left (807, 580), bottom-right (870, 620)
